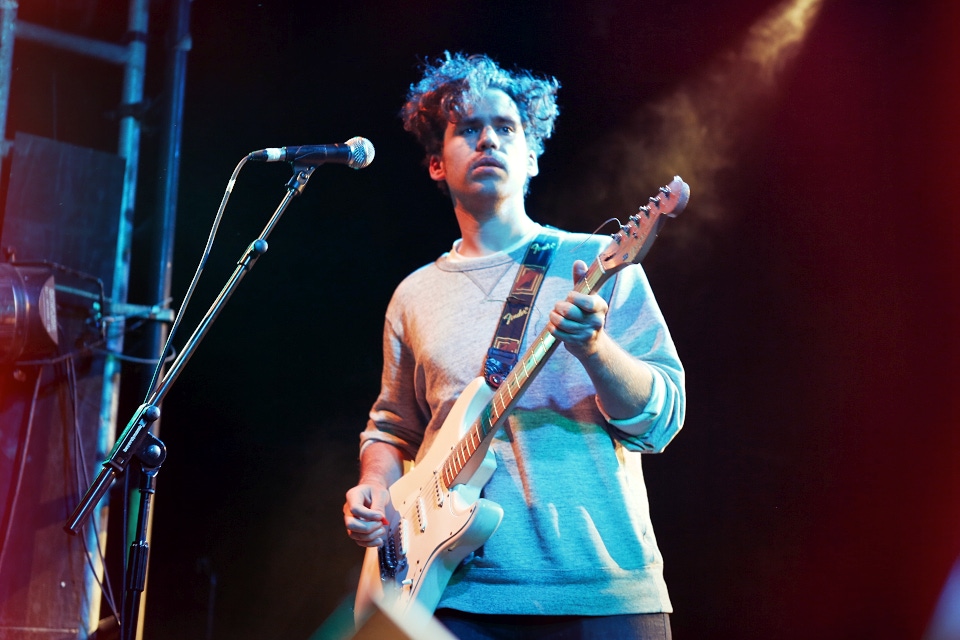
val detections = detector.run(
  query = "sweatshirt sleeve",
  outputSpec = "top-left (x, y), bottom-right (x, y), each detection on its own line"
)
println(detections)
top-left (359, 305), bottom-right (426, 461)
top-left (599, 265), bottom-right (686, 453)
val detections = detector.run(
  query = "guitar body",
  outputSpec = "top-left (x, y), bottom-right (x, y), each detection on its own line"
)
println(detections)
top-left (354, 377), bottom-right (505, 624)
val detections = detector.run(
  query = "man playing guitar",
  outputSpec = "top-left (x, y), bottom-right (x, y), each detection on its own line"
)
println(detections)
top-left (343, 52), bottom-right (686, 640)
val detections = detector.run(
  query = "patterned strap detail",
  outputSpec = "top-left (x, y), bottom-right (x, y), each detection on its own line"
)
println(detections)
top-left (483, 233), bottom-right (558, 388)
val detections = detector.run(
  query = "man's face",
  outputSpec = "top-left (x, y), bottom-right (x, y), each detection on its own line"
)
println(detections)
top-left (429, 88), bottom-right (539, 206)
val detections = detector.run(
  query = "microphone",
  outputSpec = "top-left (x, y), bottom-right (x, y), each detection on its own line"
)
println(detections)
top-left (247, 136), bottom-right (375, 169)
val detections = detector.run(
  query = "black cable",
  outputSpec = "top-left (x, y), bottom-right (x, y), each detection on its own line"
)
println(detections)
top-left (62, 354), bottom-right (121, 626)
top-left (142, 155), bottom-right (249, 402)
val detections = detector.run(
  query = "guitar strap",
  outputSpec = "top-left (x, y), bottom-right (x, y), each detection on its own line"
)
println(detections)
top-left (482, 231), bottom-right (558, 388)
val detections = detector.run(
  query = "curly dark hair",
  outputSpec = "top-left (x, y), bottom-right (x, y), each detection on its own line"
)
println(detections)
top-left (400, 52), bottom-right (561, 162)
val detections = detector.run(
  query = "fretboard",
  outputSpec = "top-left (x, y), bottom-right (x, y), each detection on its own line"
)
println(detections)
top-left (438, 259), bottom-right (610, 488)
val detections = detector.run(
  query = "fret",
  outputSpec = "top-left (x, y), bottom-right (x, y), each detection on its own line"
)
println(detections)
top-left (478, 406), bottom-right (492, 438)
top-left (494, 390), bottom-right (508, 415)
top-left (520, 354), bottom-right (533, 375)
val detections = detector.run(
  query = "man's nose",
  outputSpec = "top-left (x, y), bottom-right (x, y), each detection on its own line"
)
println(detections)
top-left (477, 125), bottom-right (500, 149)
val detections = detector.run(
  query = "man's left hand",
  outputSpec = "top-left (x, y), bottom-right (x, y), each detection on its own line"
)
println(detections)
top-left (548, 260), bottom-right (608, 360)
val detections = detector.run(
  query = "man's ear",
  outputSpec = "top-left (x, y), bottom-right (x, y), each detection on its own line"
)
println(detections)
top-left (527, 152), bottom-right (539, 178)
top-left (428, 154), bottom-right (445, 182)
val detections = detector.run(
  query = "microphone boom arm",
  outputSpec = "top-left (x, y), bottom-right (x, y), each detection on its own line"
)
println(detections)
top-left (66, 164), bottom-right (315, 529)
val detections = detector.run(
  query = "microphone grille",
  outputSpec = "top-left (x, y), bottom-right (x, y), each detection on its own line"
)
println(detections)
top-left (345, 136), bottom-right (375, 169)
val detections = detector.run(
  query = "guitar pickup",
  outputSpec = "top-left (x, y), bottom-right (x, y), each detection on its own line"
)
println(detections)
top-left (434, 472), bottom-right (445, 507)
top-left (416, 497), bottom-right (428, 533)
top-left (398, 518), bottom-right (410, 556)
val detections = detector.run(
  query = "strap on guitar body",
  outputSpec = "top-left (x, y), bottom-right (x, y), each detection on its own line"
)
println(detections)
top-left (482, 232), bottom-right (558, 388)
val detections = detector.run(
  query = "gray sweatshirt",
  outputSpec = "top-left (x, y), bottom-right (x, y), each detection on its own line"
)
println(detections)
top-left (360, 225), bottom-right (685, 615)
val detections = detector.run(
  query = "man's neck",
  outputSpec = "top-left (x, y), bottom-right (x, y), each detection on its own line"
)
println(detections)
top-left (453, 200), bottom-right (538, 257)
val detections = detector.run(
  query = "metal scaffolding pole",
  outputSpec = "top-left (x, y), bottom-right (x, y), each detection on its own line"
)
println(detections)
top-left (0, 0), bottom-right (19, 168)
top-left (0, 1), bottom-right (184, 637)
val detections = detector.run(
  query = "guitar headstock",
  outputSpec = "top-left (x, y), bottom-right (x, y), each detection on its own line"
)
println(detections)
top-left (598, 176), bottom-right (689, 273)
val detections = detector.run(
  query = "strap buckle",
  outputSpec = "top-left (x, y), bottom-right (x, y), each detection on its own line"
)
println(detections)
top-left (483, 348), bottom-right (518, 388)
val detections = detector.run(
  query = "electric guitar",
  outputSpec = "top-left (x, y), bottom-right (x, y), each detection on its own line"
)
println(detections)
top-left (354, 176), bottom-right (690, 623)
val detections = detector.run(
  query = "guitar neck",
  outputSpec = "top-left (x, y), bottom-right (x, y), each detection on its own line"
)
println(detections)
top-left (484, 257), bottom-right (611, 432)
top-left (439, 258), bottom-right (613, 488)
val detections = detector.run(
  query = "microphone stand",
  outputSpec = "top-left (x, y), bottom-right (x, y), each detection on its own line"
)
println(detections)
top-left (66, 162), bottom-right (319, 640)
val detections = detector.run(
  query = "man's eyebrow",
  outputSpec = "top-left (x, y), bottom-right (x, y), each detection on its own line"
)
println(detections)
top-left (458, 114), bottom-right (520, 127)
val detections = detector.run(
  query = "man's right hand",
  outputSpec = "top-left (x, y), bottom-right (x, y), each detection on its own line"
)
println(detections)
top-left (343, 483), bottom-right (391, 547)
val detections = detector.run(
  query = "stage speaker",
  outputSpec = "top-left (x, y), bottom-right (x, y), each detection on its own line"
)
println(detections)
top-left (0, 133), bottom-right (125, 639)
top-left (350, 596), bottom-right (456, 640)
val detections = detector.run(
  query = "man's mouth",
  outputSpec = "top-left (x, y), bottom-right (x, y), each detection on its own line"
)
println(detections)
top-left (472, 156), bottom-right (506, 170)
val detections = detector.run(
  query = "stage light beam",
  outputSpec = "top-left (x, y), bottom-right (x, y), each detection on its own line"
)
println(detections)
top-left (549, 0), bottom-right (826, 255)
top-left (641, 0), bottom-right (828, 227)
top-left (745, 0), bottom-right (826, 88)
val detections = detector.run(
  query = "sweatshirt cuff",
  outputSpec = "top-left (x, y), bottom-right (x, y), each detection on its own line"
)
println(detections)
top-left (595, 367), bottom-right (666, 431)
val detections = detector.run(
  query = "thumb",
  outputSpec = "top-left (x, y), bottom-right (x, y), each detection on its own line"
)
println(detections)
top-left (572, 259), bottom-right (588, 285)
top-left (367, 484), bottom-right (394, 522)
top-left (369, 487), bottom-right (389, 514)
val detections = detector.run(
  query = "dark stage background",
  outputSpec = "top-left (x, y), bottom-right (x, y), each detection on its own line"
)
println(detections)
top-left (3, 1), bottom-right (959, 639)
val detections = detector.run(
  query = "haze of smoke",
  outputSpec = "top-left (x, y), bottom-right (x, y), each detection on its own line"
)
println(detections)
top-left (544, 0), bottom-right (825, 260)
